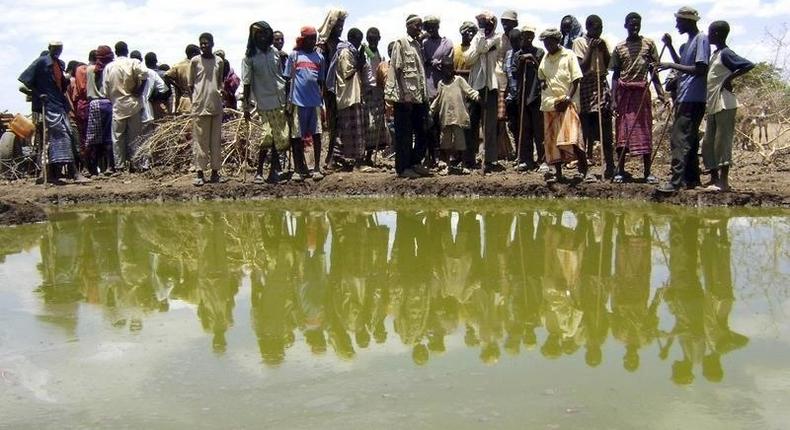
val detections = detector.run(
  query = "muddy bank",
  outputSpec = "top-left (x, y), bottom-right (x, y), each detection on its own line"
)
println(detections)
top-left (1, 165), bottom-right (788, 226)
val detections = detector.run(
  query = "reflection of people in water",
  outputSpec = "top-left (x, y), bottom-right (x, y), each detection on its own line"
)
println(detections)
top-left (251, 211), bottom-right (298, 367)
top-left (195, 213), bottom-right (239, 354)
top-left (611, 213), bottom-right (660, 372)
top-left (700, 216), bottom-right (748, 382)
top-left (29, 204), bottom-right (756, 382)
top-left (540, 211), bottom-right (585, 360)
top-left (578, 211), bottom-right (614, 368)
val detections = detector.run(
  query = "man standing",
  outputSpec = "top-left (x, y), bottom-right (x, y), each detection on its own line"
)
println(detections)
top-left (363, 27), bottom-right (388, 164)
top-left (385, 14), bottom-right (430, 179)
top-left (510, 25), bottom-right (545, 172)
top-left (190, 33), bottom-right (225, 186)
top-left (537, 29), bottom-right (590, 183)
top-left (243, 20), bottom-right (289, 184)
top-left (656, 6), bottom-right (710, 193)
top-left (453, 22), bottom-right (477, 81)
top-left (165, 44), bottom-right (201, 115)
top-left (422, 15), bottom-right (454, 168)
top-left (573, 15), bottom-right (615, 180)
top-left (102, 41), bottom-right (148, 172)
top-left (139, 52), bottom-right (169, 170)
top-left (611, 12), bottom-right (666, 184)
top-left (18, 41), bottom-right (86, 184)
top-left (317, 8), bottom-right (348, 168)
top-left (333, 28), bottom-right (367, 169)
top-left (274, 30), bottom-right (289, 73)
top-left (465, 11), bottom-right (503, 173)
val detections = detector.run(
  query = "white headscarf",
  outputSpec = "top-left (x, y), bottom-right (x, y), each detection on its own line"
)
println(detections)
top-left (317, 8), bottom-right (349, 43)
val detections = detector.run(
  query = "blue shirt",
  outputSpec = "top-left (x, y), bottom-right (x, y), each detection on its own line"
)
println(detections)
top-left (18, 54), bottom-right (70, 114)
top-left (676, 32), bottom-right (711, 103)
top-left (284, 50), bottom-right (325, 107)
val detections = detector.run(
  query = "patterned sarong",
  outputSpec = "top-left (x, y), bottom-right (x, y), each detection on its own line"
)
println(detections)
top-left (44, 109), bottom-right (75, 164)
top-left (543, 105), bottom-right (584, 165)
top-left (86, 99), bottom-right (113, 148)
top-left (615, 80), bottom-right (652, 156)
top-left (579, 74), bottom-right (611, 113)
top-left (363, 87), bottom-right (387, 150)
top-left (336, 103), bottom-right (365, 160)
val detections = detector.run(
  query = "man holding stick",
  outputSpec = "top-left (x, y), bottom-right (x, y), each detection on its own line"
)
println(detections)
top-left (611, 12), bottom-right (667, 184)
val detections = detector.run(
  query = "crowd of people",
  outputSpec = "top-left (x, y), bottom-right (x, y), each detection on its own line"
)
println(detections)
top-left (28, 205), bottom-right (746, 383)
top-left (15, 6), bottom-right (754, 192)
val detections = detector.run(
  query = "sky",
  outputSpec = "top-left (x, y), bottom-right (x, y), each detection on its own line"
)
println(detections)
top-left (1, 0), bottom-right (788, 114)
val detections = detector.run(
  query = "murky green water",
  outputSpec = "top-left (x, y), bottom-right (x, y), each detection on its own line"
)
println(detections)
top-left (0, 199), bottom-right (788, 429)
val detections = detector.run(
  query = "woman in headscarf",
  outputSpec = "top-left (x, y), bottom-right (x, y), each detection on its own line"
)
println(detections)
top-left (560, 15), bottom-right (584, 50)
top-left (316, 8), bottom-right (348, 169)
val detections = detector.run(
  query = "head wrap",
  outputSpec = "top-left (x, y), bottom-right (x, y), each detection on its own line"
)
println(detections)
top-left (521, 24), bottom-right (536, 33)
top-left (49, 40), bottom-right (63, 47)
top-left (560, 15), bottom-right (584, 49)
top-left (406, 14), bottom-right (421, 25)
top-left (475, 11), bottom-right (498, 29)
top-left (318, 8), bottom-right (348, 43)
top-left (539, 28), bottom-right (563, 42)
top-left (215, 49), bottom-right (226, 59)
top-left (295, 26), bottom-right (318, 50)
top-left (94, 45), bottom-right (114, 73)
top-left (424, 15), bottom-right (440, 24)
top-left (459, 21), bottom-right (477, 33)
top-left (246, 21), bottom-right (272, 57)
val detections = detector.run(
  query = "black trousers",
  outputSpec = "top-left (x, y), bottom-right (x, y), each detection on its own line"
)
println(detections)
top-left (669, 102), bottom-right (705, 188)
top-left (581, 110), bottom-right (614, 174)
top-left (393, 102), bottom-right (428, 174)
top-left (509, 100), bottom-right (545, 165)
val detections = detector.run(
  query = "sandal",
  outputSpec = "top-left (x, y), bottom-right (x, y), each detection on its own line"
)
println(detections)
top-left (613, 174), bottom-right (625, 183)
top-left (644, 175), bottom-right (659, 185)
top-left (584, 173), bottom-right (598, 183)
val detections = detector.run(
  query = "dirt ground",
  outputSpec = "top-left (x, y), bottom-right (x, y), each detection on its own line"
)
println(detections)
top-left (1, 146), bottom-right (789, 226)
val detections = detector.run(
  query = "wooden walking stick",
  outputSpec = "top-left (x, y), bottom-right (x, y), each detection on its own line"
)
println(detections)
top-left (594, 57), bottom-right (606, 177)
top-left (40, 95), bottom-right (50, 187)
top-left (516, 59), bottom-right (528, 165)
top-left (613, 43), bottom-right (667, 179)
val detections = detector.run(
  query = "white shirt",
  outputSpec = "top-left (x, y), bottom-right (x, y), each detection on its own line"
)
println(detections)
top-left (141, 69), bottom-right (168, 123)
top-left (464, 30), bottom-right (502, 91)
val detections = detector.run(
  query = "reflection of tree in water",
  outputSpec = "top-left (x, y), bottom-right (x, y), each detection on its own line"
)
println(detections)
top-left (32, 205), bottom-right (758, 382)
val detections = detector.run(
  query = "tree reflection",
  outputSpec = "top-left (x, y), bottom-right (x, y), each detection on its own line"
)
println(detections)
top-left (33, 204), bottom-right (757, 383)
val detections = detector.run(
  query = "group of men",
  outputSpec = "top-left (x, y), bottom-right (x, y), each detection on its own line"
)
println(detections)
top-left (17, 5), bottom-right (753, 192)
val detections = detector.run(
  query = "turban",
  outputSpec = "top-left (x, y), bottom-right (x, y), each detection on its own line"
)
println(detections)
top-left (295, 26), bottom-right (318, 50)
top-left (459, 21), bottom-right (477, 33)
top-left (94, 45), bottom-right (114, 73)
top-left (424, 15), bottom-right (440, 24)
top-left (406, 14), bottom-right (421, 25)
top-left (318, 8), bottom-right (348, 42)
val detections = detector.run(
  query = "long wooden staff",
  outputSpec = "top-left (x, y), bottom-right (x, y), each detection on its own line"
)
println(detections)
top-left (40, 96), bottom-right (50, 187)
top-left (594, 56), bottom-right (606, 176)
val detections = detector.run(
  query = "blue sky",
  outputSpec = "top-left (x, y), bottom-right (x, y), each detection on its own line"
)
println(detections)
top-left (1, 0), bottom-right (788, 114)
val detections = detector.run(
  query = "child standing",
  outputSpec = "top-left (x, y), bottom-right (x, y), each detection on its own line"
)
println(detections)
top-left (285, 26), bottom-right (326, 181)
top-left (190, 33), bottom-right (225, 186)
top-left (429, 58), bottom-right (479, 174)
top-left (703, 21), bottom-right (754, 191)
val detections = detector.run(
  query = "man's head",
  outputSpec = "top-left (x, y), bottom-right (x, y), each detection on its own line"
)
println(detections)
top-left (624, 12), bottom-right (642, 38)
top-left (424, 16), bottom-right (440, 39)
top-left (459, 21), bottom-right (477, 45)
top-left (130, 50), bottom-right (142, 61)
top-left (540, 28), bottom-right (562, 54)
top-left (585, 15), bottom-right (603, 39)
top-left (299, 26), bottom-right (318, 52)
top-left (387, 41), bottom-right (396, 58)
top-left (88, 50), bottom-right (97, 64)
top-left (251, 22), bottom-right (273, 52)
top-left (348, 28), bottom-right (363, 49)
top-left (476, 12), bottom-right (497, 35)
top-left (114, 41), bottom-right (129, 57)
top-left (501, 10), bottom-right (518, 34)
top-left (199, 32), bottom-right (214, 56)
top-left (521, 25), bottom-right (536, 47)
top-left (144, 52), bottom-right (158, 69)
top-left (366, 27), bottom-right (381, 49)
top-left (708, 20), bottom-right (730, 46)
top-left (185, 44), bottom-right (201, 59)
top-left (674, 6), bottom-right (700, 34)
top-left (48, 41), bottom-right (63, 59)
top-left (273, 30), bottom-right (284, 50)
top-left (331, 17), bottom-right (346, 40)
top-left (441, 56), bottom-right (455, 79)
top-left (560, 16), bottom-right (575, 36)
top-left (508, 28), bottom-right (522, 51)
top-left (406, 15), bottom-right (423, 39)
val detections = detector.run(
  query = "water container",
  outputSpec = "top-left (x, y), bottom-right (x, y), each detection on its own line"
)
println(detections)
top-left (9, 114), bottom-right (35, 139)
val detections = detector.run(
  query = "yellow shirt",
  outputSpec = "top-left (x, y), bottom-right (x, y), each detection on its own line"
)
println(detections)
top-left (537, 48), bottom-right (583, 112)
